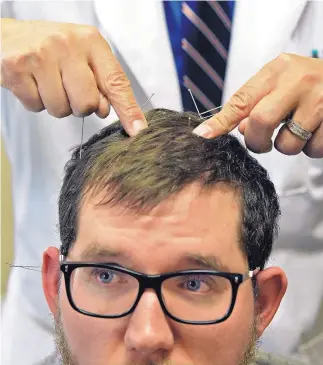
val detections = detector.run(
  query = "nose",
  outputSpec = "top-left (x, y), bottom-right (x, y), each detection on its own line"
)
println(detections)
top-left (124, 289), bottom-right (174, 360)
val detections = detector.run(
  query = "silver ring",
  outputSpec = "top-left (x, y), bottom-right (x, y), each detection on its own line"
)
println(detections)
top-left (285, 119), bottom-right (312, 141)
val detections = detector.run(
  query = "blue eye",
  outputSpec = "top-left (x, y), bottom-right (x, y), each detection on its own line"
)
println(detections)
top-left (185, 279), bottom-right (202, 292)
top-left (94, 270), bottom-right (114, 284)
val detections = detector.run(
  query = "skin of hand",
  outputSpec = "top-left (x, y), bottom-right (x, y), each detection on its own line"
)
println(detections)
top-left (0, 18), bottom-right (147, 136)
top-left (193, 54), bottom-right (323, 158)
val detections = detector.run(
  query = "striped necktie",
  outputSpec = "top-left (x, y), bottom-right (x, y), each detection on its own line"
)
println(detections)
top-left (164, 1), bottom-right (235, 114)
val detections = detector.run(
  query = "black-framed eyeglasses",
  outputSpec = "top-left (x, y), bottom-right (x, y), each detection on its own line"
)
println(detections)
top-left (60, 257), bottom-right (259, 325)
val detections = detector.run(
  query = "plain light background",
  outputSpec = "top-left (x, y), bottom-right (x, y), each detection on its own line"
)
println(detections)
top-left (1, 136), bottom-right (14, 298)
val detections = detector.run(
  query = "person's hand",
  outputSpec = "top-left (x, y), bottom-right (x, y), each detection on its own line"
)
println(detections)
top-left (193, 54), bottom-right (323, 158)
top-left (0, 18), bottom-right (147, 136)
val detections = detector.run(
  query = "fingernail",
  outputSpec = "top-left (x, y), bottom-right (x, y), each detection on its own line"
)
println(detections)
top-left (193, 123), bottom-right (213, 138)
top-left (132, 120), bottom-right (147, 135)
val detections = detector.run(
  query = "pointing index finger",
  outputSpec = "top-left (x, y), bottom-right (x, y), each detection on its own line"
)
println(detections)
top-left (90, 36), bottom-right (147, 136)
top-left (193, 68), bottom-right (274, 138)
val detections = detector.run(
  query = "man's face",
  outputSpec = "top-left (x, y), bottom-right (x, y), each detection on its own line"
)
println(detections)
top-left (43, 183), bottom-right (286, 365)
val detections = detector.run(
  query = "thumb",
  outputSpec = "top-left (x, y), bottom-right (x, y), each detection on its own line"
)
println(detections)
top-left (192, 97), bottom-right (254, 138)
top-left (192, 73), bottom-right (271, 138)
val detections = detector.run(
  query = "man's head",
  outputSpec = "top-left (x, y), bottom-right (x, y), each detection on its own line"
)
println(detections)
top-left (42, 109), bottom-right (287, 365)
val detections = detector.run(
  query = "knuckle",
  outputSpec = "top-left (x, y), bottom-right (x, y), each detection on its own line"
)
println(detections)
top-left (115, 100), bottom-right (141, 122)
top-left (1, 69), bottom-right (19, 90)
top-left (100, 99), bottom-right (111, 115)
top-left (96, 103), bottom-right (111, 119)
top-left (269, 53), bottom-right (294, 74)
top-left (26, 47), bottom-right (48, 69)
top-left (229, 89), bottom-right (254, 116)
top-left (3, 46), bottom-right (50, 73)
top-left (1, 55), bottom-right (17, 72)
top-left (81, 25), bottom-right (101, 40)
top-left (105, 69), bottom-right (130, 90)
top-left (275, 53), bottom-right (294, 66)
top-left (20, 98), bottom-right (45, 113)
top-left (246, 140), bottom-right (272, 154)
top-left (40, 34), bottom-right (74, 60)
top-left (299, 71), bottom-right (320, 86)
top-left (122, 102), bottom-right (139, 117)
top-left (2, 54), bottom-right (26, 79)
top-left (274, 140), bottom-right (302, 156)
top-left (44, 32), bottom-right (69, 48)
top-left (249, 110), bottom-right (272, 127)
top-left (53, 25), bottom-right (101, 45)
top-left (30, 104), bottom-right (45, 113)
top-left (63, 25), bottom-right (105, 51)
top-left (39, 32), bottom-right (78, 59)
top-left (48, 107), bottom-right (72, 118)
top-left (74, 99), bottom-right (100, 116)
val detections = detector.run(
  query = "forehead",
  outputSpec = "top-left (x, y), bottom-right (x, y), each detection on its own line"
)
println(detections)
top-left (72, 182), bottom-right (246, 271)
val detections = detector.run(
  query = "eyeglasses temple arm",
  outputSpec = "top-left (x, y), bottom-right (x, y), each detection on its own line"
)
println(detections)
top-left (243, 267), bottom-right (261, 281)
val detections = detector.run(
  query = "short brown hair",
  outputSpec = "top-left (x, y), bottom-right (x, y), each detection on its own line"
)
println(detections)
top-left (59, 108), bottom-right (280, 269)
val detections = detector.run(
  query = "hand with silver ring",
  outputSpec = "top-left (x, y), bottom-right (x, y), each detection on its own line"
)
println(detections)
top-left (285, 119), bottom-right (312, 142)
top-left (193, 53), bottom-right (323, 158)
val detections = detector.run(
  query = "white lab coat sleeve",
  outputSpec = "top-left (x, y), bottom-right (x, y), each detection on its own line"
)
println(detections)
top-left (1, 1), bottom-right (15, 159)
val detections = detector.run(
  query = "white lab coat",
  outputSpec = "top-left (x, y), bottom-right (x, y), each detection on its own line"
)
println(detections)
top-left (1, 1), bottom-right (323, 364)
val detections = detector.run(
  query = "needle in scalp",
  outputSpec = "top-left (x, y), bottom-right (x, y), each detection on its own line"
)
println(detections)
top-left (79, 116), bottom-right (85, 159)
top-left (141, 93), bottom-right (155, 110)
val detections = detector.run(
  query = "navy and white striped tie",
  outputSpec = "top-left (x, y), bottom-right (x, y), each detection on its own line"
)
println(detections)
top-left (164, 1), bottom-right (235, 114)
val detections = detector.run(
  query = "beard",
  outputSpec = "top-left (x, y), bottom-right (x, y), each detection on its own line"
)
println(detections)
top-left (53, 308), bottom-right (260, 365)
top-left (54, 307), bottom-right (77, 365)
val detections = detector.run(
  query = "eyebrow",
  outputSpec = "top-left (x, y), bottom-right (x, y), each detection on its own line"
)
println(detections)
top-left (78, 244), bottom-right (231, 273)
top-left (78, 243), bottom-right (126, 261)
top-left (183, 253), bottom-right (231, 273)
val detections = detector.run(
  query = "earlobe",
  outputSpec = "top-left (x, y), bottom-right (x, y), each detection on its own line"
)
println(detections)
top-left (42, 246), bottom-right (61, 315)
top-left (254, 267), bottom-right (288, 337)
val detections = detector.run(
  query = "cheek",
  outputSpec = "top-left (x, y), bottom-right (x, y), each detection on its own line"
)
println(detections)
top-left (59, 287), bottom-right (126, 363)
top-left (179, 287), bottom-right (255, 365)
top-left (60, 292), bottom-right (96, 356)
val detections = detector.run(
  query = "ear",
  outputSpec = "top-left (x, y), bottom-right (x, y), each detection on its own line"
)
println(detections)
top-left (42, 246), bottom-right (61, 315)
top-left (254, 266), bottom-right (288, 337)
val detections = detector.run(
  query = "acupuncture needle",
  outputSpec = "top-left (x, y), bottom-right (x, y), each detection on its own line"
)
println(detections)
top-left (79, 116), bottom-right (85, 159)
top-left (188, 88), bottom-right (222, 118)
